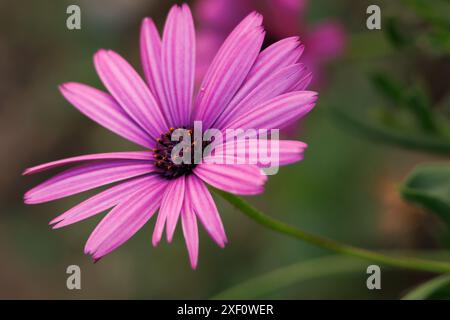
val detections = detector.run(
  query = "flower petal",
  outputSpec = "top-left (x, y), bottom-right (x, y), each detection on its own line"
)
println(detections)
top-left (23, 151), bottom-right (153, 175)
top-left (226, 91), bottom-right (318, 131)
top-left (199, 12), bottom-right (263, 87)
top-left (211, 139), bottom-right (308, 167)
top-left (24, 160), bottom-right (153, 204)
top-left (193, 12), bottom-right (265, 128)
top-left (59, 83), bottom-right (152, 149)
top-left (214, 63), bottom-right (309, 128)
top-left (292, 72), bottom-right (312, 91)
top-left (195, 163), bottom-right (267, 195)
top-left (165, 176), bottom-right (186, 242)
top-left (241, 37), bottom-right (303, 94)
top-left (140, 18), bottom-right (170, 116)
top-left (181, 198), bottom-right (199, 269)
top-left (152, 175), bottom-right (185, 246)
top-left (94, 49), bottom-right (168, 139)
top-left (161, 4), bottom-right (195, 127)
top-left (51, 175), bottom-right (158, 228)
top-left (85, 177), bottom-right (165, 260)
top-left (186, 174), bottom-right (227, 247)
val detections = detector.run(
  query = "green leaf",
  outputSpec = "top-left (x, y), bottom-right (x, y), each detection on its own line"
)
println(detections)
top-left (405, 85), bottom-right (437, 132)
top-left (429, 29), bottom-right (450, 55)
top-left (212, 255), bottom-right (365, 299)
top-left (401, 0), bottom-right (450, 55)
top-left (385, 17), bottom-right (410, 49)
top-left (370, 72), bottom-right (404, 105)
top-left (330, 107), bottom-right (450, 155)
top-left (213, 251), bottom-right (450, 299)
top-left (402, 274), bottom-right (450, 300)
top-left (401, 164), bottom-right (450, 225)
top-left (370, 72), bottom-right (437, 132)
top-left (402, 0), bottom-right (450, 30)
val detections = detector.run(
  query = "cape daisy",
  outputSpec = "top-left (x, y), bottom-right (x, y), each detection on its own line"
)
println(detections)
top-left (23, 4), bottom-right (317, 268)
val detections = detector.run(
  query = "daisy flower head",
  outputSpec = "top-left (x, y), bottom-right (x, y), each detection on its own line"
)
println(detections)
top-left (23, 3), bottom-right (317, 269)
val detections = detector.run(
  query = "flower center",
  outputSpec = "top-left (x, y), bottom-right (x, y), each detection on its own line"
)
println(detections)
top-left (152, 127), bottom-right (206, 179)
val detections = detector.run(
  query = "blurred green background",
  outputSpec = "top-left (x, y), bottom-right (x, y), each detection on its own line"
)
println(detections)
top-left (0, 0), bottom-right (449, 299)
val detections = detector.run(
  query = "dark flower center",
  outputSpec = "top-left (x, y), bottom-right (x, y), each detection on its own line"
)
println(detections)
top-left (152, 127), bottom-right (208, 179)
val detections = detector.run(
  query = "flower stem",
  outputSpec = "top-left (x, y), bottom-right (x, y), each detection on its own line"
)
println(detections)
top-left (402, 274), bottom-right (450, 300)
top-left (214, 189), bottom-right (450, 274)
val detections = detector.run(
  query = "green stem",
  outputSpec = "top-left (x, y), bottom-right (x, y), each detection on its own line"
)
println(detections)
top-left (402, 274), bottom-right (450, 300)
top-left (214, 189), bottom-right (450, 274)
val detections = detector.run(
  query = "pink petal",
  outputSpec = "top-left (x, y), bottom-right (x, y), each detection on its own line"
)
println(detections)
top-left (215, 63), bottom-right (309, 128)
top-left (199, 12), bottom-right (262, 87)
top-left (152, 176), bottom-right (185, 246)
top-left (59, 83), bottom-right (152, 149)
top-left (24, 160), bottom-right (153, 204)
top-left (226, 91), bottom-right (318, 131)
top-left (193, 12), bottom-right (265, 128)
top-left (161, 4), bottom-right (195, 126)
top-left (165, 176), bottom-right (186, 242)
top-left (292, 72), bottom-right (313, 91)
top-left (85, 177), bottom-right (165, 260)
top-left (245, 37), bottom-right (304, 89)
top-left (151, 205), bottom-right (167, 247)
top-left (269, 140), bottom-right (307, 166)
top-left (181, 198), bottom-right (199, 269)
top-left (94, 49), bottom-right (168, 139)
top-left (51, 175), bottom-right (159, 228)
top-left (195, 30), bottom-right (222, 84)
top-left (186, 175), bottom-right (227, 247)
top-left (195, 163), bottom-right (267, 195)
top-left (23, 151), bottom-right (152, 175)
top-left (140, 18), bottom-right (170, 116)
top-left (212, 36), bottom-right (305, 129)
top-left (211, 139), bottom-right (308, 167)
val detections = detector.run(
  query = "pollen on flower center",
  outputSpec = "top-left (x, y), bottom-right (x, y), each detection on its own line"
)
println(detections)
top-left (152, 127), bottom-right (207, 179)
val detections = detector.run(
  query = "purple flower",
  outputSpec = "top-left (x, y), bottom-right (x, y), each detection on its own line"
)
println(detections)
top-left (24, 4), bottom-right (317, 268)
